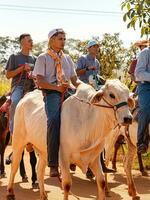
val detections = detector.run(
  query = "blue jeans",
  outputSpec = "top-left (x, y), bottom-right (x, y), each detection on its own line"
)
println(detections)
top-left (9, 86), bottom-right (24, 133)
top-left (137, 83), bottom-right (150, 147)
top-left (44, 91), bottom-right (62, 167)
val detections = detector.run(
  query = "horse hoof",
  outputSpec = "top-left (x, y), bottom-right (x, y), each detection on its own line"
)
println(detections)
top-left (6, 194), bottom-right (15, 200)
top-left (132, 196), bottom-right (140, 200)
top-left (105, 191), bottom-right (111, 197)
top-left (32, 182), bottom-right (39, 189)
top-left (22, 175), bottom-right (28, 182)
top-left (40, 195), bottom-right (48, 200)
top-left (141, 171), bottom-right (149, 177)
top-left (0, 172), bottom-right (6, 178)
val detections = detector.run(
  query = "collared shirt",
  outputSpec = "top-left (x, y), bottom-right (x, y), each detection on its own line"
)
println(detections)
top-left (33, 52), bottom-right (76, 84)
top-left (135, 47), bottom-right (150, 82)
top-left (76, 54), bottom-right (100, 83)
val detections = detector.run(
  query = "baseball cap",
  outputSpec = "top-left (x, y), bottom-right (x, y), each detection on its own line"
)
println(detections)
top-left (87, 40), bottom-right (100, 48)
top-left (48, 28), bottom-right (65, 39)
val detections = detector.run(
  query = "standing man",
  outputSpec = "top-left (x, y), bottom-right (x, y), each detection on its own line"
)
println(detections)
top-left (76, 40), bottom-right (101, 89)
top-left (33, 28), bottom-right (81, 177)
top-left (76, 40), bottom-right (114, 175)
top-left (134, 40), bottom-right (150, 154)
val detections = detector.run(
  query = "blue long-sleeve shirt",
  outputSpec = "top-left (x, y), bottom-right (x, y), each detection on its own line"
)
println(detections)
top-left (135, 47), bottom-right (150, 82)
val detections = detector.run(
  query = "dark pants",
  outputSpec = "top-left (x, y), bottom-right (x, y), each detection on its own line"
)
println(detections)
top-left (44, 91), bottom-right (61, 167)
top-left (137, 83), bottom-right (150, 147)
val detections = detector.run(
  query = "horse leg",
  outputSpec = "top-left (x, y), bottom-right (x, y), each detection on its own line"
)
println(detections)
top-left (37, 152), bottom-right (47, 200)
top-left (112, 141), bottom-right (120, 171)
top-left (90, 157), bottom-right (105, 200)
top-left (29, 150), bottom-right (37, 187)
top-left (7, 145), bottom-right (24, 200)
top-left (0, 148), bottom-right (6, 178)
top-left (137, 152), bottom-right (148, 176)
top-left (19, 150), bottom-right (28, 182)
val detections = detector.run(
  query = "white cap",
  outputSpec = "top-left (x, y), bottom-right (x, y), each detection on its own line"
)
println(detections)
top-left (48, 28), bottom-right (65, 39)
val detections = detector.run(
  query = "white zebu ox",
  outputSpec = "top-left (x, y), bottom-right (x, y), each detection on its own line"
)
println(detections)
top-left (7, 79), bottom-right (133, 200)
top-left (105, 117), bottom-right (150, 200)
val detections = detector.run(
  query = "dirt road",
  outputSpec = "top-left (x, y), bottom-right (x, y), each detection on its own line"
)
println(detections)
top-left (0, 146), bottom-right (150, 200)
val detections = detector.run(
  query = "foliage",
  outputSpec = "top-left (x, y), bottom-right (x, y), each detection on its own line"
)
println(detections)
top-left (0, 36), bottom-right (20, 65)
top-left (98, 33), bottom-right (125, 78)
top-left (121, 0), bottom-right (150, 37)
top-left (0, 33), bottom-right (138, 82)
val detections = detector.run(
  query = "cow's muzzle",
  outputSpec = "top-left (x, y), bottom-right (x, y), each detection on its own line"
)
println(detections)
top-left (123, 116), bottom-right (132, 125)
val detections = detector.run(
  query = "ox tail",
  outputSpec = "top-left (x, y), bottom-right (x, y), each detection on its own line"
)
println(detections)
top-left (80, 139), bottom-right (104, 165)
top-left (80, 138), bottom-right (102, 155)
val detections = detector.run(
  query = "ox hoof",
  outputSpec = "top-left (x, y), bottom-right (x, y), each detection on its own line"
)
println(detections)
top-left (70, 164), bottom-right (76, 172)
top-left (141, 171), bottom-right (149, 177)
top-left (6, 194), bottom-right (15, 200)
top-left (132, 196), bottom-right (140, 200)
top-left (86, 168), bottom-right (94, 179)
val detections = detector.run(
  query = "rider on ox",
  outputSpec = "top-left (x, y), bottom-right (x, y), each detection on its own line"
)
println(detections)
top-left (128, 40), bottom-right (149, 84)
top-left (134, 40), bottom-right (150, 154)
top-left (5, 33), bottom-right (37, 185)
top-left (6, 33), bottom-right (36, 134)
top-left (33, 28), bottom-right (82, 177)
top-left (76, 40), bottom-right (114, 174)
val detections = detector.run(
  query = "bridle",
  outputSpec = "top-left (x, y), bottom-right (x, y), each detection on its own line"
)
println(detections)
top-left (72, 94), bottom-right (128, 112)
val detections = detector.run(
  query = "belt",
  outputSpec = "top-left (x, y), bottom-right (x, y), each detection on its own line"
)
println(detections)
top-left (138, 81), bottom-right (150, 84)
top-left (42, 89), bottom-right (61, 95)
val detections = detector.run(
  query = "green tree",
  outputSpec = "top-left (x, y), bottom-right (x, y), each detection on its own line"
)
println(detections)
top-left (0, 36), bottom-right (20, 66)
top-left (121, 0), bottom-right (150, 36)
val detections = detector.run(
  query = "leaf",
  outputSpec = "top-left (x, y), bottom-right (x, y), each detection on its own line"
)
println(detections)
top-left (123, 14), bottom-right (127, 22)
top-left (127, 3), bottom-right (131, 10)
top-left (127, 22), bottom-right (131, 28)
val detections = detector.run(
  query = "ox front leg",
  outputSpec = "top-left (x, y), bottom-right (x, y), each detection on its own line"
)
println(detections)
top-left (90, 157), bottom-right (105, 200)
top-left (37, 153), bottom-right (47, 200)
top-left (7, 146), bottom-right (24, 200)
top-left (124, 139), bottom-right (139, 199)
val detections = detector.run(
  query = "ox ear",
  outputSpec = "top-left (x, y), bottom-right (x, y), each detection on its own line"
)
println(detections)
top-left (90, 90), bottom-right (103, 104)
top-left (128, 97), bottom-right (135, 109)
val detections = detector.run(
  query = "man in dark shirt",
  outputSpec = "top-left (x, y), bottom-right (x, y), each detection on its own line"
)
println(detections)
top-left (5, 33), bottom-right (35, 134)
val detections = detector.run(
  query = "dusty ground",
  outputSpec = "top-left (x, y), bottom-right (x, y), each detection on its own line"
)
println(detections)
top-left (0, 146), bottom-right (150, 200)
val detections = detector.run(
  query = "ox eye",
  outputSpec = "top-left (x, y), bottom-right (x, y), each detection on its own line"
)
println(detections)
top-left (109, 93), bottom-right (115, 99)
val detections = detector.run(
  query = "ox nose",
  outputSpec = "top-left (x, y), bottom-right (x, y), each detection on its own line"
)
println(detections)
top-left (123, 116), bottom-right (132, 124)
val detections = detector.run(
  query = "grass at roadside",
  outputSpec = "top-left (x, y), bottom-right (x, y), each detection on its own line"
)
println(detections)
top-left (114, 144), bottom-right (150, 170)
top-left (0, 77), bottom-right (11, 95)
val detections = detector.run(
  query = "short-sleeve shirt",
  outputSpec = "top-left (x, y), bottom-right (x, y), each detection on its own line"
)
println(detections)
top-left (76, 54), bottom-right (100, 83)
top-left (33, 52), bottom-right (76, 84)
top-left (5, 52), bottom-right (36, 88)
top-left (134, 47), bottom-right (150, 82)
